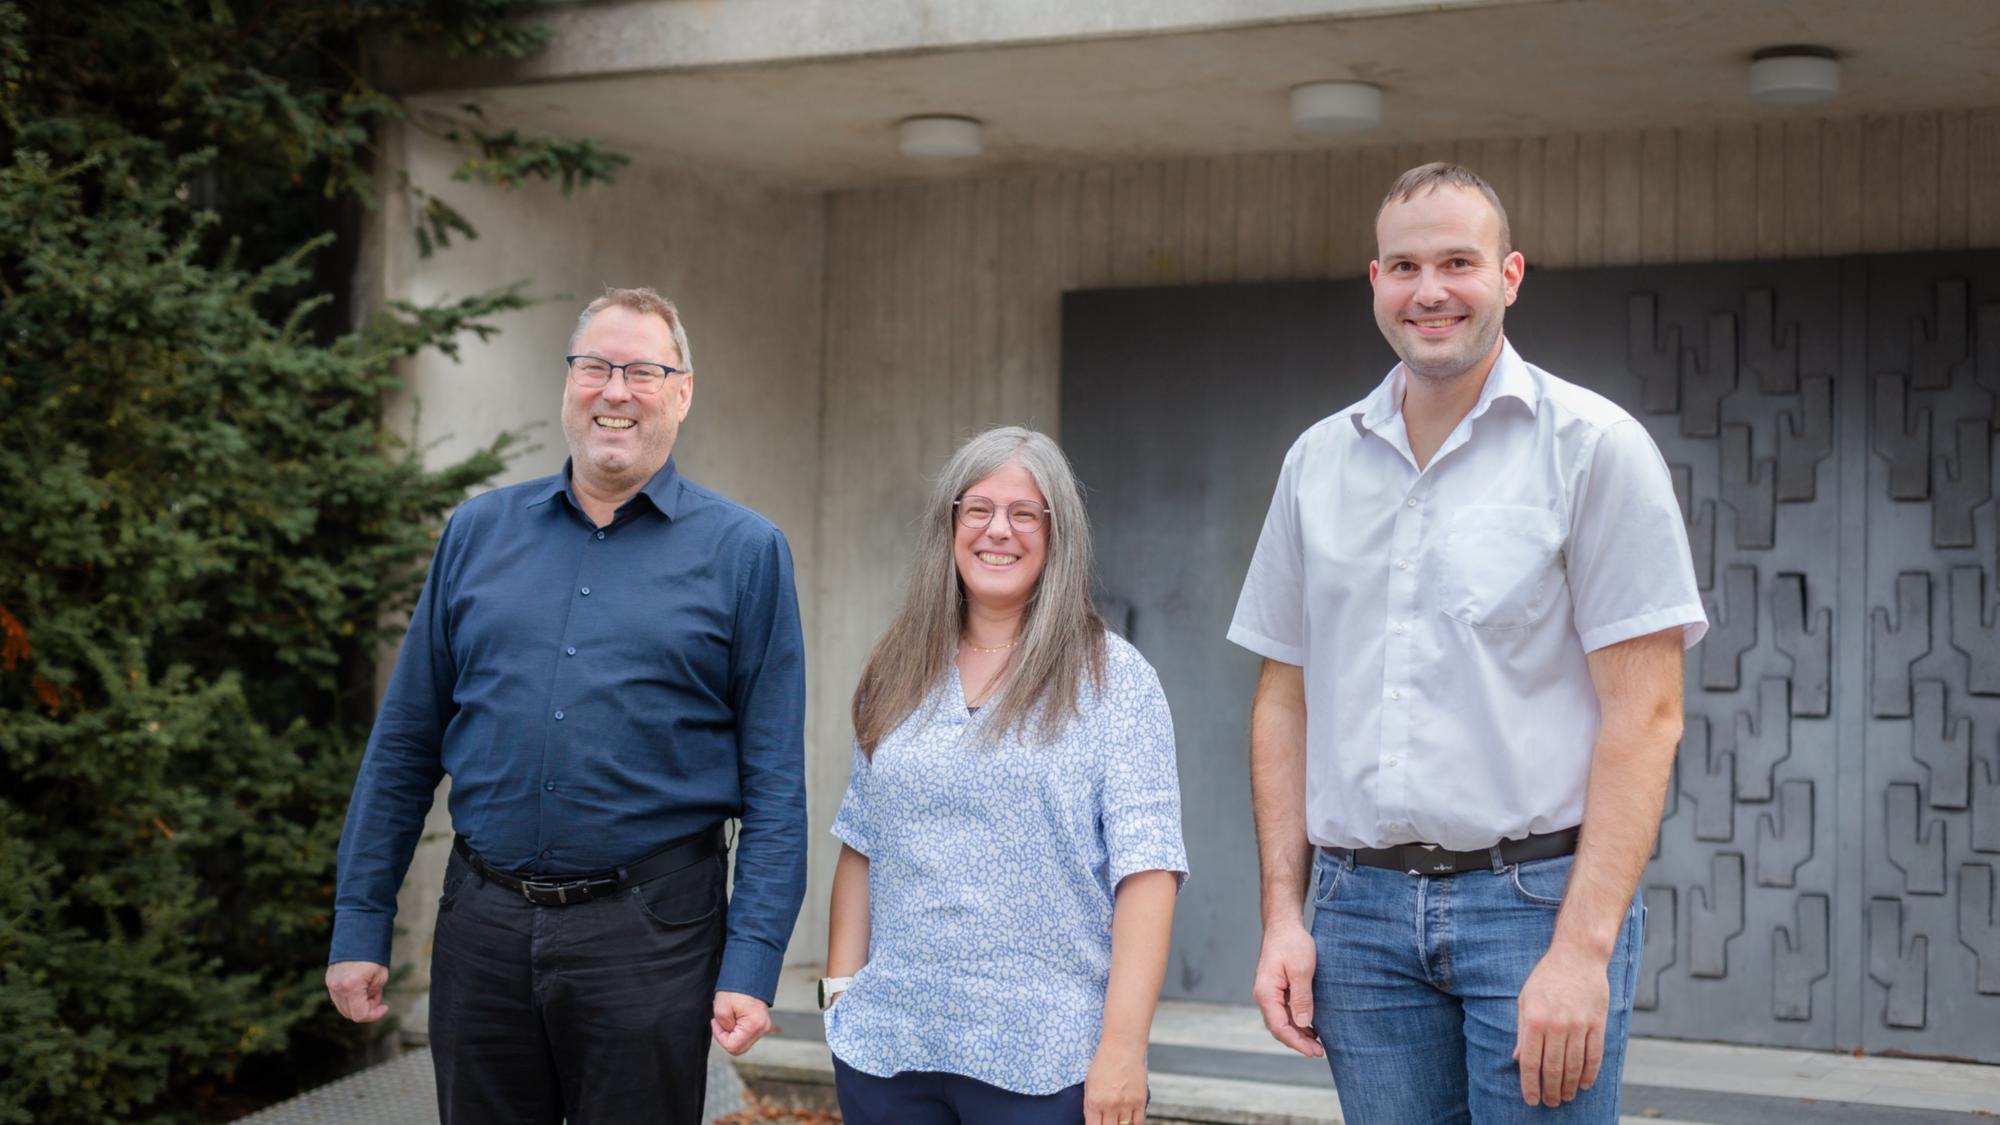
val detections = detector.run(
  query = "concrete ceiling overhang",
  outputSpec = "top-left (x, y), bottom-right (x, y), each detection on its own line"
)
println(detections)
top-left (397, 0), bottom-right (2000, 190)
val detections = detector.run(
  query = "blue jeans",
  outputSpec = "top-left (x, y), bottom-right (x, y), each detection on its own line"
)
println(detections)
top-left (1309, 850), bottom-right (1643, 1124)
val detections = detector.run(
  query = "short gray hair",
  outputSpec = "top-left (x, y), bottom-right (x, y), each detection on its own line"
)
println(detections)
top-left (571, 287), bottom-right (693, 370)
top-left (1377, 162), bottom-right (1513, 256)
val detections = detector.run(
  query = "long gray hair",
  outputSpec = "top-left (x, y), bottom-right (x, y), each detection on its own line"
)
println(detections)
top-left (852, 426), bottom-right (1107, 756)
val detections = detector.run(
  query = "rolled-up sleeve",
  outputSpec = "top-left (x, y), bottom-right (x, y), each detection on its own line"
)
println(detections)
top-left (1566, 419), bottom-right (1709, 653)
top-left (1097, 655), bottom-right (1188, 890)
top-left (719, 527), bottom-right (809, 1004)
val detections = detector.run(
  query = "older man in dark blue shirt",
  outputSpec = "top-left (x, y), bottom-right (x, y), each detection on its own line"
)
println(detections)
top-left (326, 287), bottom-right (807, 1125)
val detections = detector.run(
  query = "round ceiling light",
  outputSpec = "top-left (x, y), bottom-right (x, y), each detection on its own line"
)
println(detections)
top-left (897, 116), bottom-right (983, 159)
top-left (1748, 46), bottom-right (1840, 105)
top-left (1290, 81), bottom-right (1382, 134)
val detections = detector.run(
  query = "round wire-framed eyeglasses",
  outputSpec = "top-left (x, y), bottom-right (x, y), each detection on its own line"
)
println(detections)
top-left (953, 496), bottom-right (1051, 534)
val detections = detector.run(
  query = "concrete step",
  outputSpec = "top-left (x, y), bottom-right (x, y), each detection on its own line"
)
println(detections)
top-left (756, 966), bottom-right (2000, 1124)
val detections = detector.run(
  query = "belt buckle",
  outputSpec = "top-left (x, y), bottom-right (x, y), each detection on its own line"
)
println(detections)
top-left (520, 875), bottom-right (618, 905)
top-left (520, 878), bottom-right (584, 905)
top-left (1405, 844), bottom-right (1456, 876)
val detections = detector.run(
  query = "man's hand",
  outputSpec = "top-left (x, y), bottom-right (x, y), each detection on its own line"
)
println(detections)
top-left (711, 991), bottom-right (772, 1056)
top-left (1252, 921), bottom-right (1323, 1058)
top-left (325, 961), bottom-right (390, 1023)
top-left (1513, 944), bottom-right (1610, 1106)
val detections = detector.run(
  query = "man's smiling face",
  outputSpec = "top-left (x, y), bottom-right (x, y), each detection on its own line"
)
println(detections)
top-left (1369, 184), bottom-right (1524, 385)
top-left (561, 304), bottom-right (690, 494)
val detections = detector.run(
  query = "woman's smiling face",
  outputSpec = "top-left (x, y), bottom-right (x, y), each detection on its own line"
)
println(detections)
top-left (953, 463), bottom-right (1050, 617)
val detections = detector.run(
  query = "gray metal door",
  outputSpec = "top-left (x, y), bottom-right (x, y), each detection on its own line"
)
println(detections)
top-left (1060, 254), bottom-right (2000, 1060)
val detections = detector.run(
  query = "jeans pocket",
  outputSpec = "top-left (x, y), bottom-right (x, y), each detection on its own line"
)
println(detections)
top-left (1313, 853), bottom-right (1348, 909)
top-left (631, 856), bottom-right (724, 927)
top-left (1507, 854), bottom-right (1572, 908)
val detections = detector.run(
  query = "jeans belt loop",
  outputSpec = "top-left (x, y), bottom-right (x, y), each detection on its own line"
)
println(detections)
top-left (1488, 845), bottom-right (1508, 875)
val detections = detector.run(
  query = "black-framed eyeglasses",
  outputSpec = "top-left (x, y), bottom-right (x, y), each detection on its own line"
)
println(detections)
top-left (565, 354), bottom-right (685, 394)
top-left (953, 496), bottom-right (1051, 535)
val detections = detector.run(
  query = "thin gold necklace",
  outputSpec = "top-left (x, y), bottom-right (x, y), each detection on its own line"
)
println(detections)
top-left (962, 635), bottom-right (1021, 654)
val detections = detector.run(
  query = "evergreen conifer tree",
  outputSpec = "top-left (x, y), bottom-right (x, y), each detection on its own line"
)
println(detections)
top-left (0, 4), bottom-right (625, 1119)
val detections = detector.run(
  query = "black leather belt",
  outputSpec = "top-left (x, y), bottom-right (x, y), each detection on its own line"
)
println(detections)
top-left (454, 825), bottom-right (725, 907)
top-left (1325, 826), bottom-right (1580, 876)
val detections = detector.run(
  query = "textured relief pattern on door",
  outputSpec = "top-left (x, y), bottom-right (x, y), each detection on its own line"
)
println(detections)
top-left (1871, 573), bottom-right (1932, 718)
top-left (1949, 565), bottom-right (2000, 696)
top-left (1772, 893), bottom-right (1830, 1020)
top-left (1672, 464), bottom-right (1718, 590)
top-left (1701, 566), bottom-right (1757, 691)
top-left (1689, 852), bottom-right (1746, 978)
top-left (1961, 864), bottom-right (2000, 994)
top-left (1874, 375), bottom-right (1932, 500)
top-left (1869, 897), bottom-right (1929, 1029)
top-left (1909, 680), bottom-right (1972, 810)
top-left (1862, 263), bottom-right (2000, 1056)
top-left (1933, 419), bottom-right (1989, 546)
top-left (1628, 274), bottom-right (1841, 1045)
top-left (1756, 780), bottom-right (1814, 887)
top-left (1629, 293), bottom-right (1682, 414)
top-left (1771, 574), bottom-right (1830, 717)
top-left (1776, 377), bottom-right (1833, 501)
top-left (1885, 783), bottom-right (1947, 895)
top-left (1910, 280), bottom-right (1972, 390)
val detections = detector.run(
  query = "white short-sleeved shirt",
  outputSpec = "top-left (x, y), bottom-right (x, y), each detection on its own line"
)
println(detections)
top-left (825, 631), bottom-right (1187, 1095)
top-left (1228, 340), bottom-right (1707, 852)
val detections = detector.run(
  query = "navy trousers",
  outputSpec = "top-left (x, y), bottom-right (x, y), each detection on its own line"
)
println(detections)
top-left (832, 1055), bottom-right (1086, 1124)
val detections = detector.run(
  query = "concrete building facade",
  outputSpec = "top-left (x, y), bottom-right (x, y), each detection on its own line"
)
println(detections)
top-left (361, 0), bottom-right (2000, 1062)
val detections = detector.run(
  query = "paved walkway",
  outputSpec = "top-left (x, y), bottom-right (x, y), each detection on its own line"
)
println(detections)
top-left (238, 965), bottom-right (2000, 1124)
top-left (236, 1048), bottom-right (747, 1124)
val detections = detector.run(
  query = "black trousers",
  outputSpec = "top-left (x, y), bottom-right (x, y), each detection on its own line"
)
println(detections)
top-left (428, 845), bottom-right (726, 1125)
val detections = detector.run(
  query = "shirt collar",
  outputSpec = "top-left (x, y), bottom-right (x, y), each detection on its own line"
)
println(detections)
top-left (525, 457), bottom-right (683, 521)
top-left (1351, 337), bottom-right (1538, 435)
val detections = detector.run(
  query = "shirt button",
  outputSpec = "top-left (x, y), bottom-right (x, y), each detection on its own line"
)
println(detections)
top-left (554, 710), bottom-right (565, 720)
top-left (1393, 624), bottom-right (1407, 635)
top-left (1390, 689), bottom-right (1403, 700)
top-left (595, 531), bottom-right (606, 540)
top-left (566, 646), bottom-right (577, 656)
top-left (1386, 756), bottom-right (1400, 767)
top-left (544, 780), bottom-right (556, 791)
top-left (580, 586), bottom-right (591, 596)
top-left (1406, 497), bottom-right (1419, 508)
top-left (540, 848), bottom-right (552, 860)
top-left (1396, 559), bottom-right (1410, 571)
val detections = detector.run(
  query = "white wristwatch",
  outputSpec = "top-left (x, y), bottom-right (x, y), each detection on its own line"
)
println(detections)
top-left (817, 976), bottom-right (854, 1010)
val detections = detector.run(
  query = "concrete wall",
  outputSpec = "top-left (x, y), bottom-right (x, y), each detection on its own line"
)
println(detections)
top-left (364, 120), bottom-right (826, 1017)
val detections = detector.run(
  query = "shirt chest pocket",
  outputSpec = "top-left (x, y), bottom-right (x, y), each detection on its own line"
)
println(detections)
top-left (1436, 506), bottom-right (1565, 630)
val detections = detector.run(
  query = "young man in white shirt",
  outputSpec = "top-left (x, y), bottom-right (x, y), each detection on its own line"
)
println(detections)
top-left (1229, 164), bottom-right (1706, 1122)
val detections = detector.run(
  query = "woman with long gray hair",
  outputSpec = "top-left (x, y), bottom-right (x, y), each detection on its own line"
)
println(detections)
top-left (819, 426), bottom-right (1187, 1125)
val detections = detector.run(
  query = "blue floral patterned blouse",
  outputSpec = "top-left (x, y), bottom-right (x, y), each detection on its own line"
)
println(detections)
top-left (825, 631), bottom-right (1189, 1095)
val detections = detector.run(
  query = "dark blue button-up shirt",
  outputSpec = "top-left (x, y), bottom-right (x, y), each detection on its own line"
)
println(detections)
top-left (331, 458), bottom-right (807, 1002)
